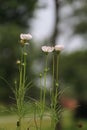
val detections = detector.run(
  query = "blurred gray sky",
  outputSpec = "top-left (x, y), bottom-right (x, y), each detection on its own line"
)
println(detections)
top-left (30, 0), bottom-right (83, 52)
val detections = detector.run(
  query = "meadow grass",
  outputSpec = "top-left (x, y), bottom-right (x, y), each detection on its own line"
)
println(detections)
top-left (0, 103), bottom-right (87, 130)
top-left (0, 110), bottom-right (87, 130)
top-left (0, 115), bottom-right (51, 130)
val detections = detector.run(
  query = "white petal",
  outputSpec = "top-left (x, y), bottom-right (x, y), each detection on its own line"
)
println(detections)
top-left (55, 45), bottom-right (64, 51)
top-left (20, 33), bottom-right (32, 40)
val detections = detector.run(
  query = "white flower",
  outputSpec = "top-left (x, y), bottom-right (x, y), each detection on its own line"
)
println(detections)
top-left (54, 44), bottom-right (64, 51)
top-left (41, 46), bottom-right (54, 53)
top-left (20, 33), bottom-right (32, 40)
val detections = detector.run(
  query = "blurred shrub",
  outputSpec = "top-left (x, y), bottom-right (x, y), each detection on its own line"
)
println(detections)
top-left (60, 50), bottom-right (87, 101)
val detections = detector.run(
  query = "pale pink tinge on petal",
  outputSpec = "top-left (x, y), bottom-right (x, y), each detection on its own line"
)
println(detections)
top-left (55, 45), bottom-right (64, 51)
top-left (41, 46), bottom-right (54, 53)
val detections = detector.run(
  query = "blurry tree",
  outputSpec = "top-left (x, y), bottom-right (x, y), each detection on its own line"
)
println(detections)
top-left (50, 0), bottom-right (87, 41)
top-left (0, 0), bottom-right (38, 27)
top-left (0, 0), bottom-right (38, 103)
top-left (61, 0), bottom-right (87, 46)
top-left (51, 0), bottom-right (59, 44)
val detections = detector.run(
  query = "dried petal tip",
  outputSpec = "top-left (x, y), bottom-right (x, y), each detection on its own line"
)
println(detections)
top-left (55, 45), bottom-right (64, 51)
top-left (20, 33), bottom-right (32, 40)
top-left (41, 46), bottom-right (54, 53)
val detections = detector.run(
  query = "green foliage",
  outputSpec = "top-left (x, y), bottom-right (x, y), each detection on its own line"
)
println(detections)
top-left (0, 0), bottom-right (38, 27)
top-left (0, 0), bottom-right (38, 103)
top-left (75, 21), bottom-right (87, 34)
top-left (60, 50), bottom-right (87, 100)
top-left (0, 24), bottom-right (22, 102)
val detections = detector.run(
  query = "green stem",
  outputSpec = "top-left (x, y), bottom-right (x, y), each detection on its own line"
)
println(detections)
top-left (51, 53), bottom-right (55, 128)
top-left (40, 115), bottom-right (43, 130)
top-left (39, 54), bottom-right (48, 130)
top-left (52, 54), bottom-right (55, 105)
top-left (56, 53), bottom-right (59, 83)
top-left (43, 54), bottom-right (48, 109)
top-left (19, 48), bottom-right (24, 89)
top-left (55, 53), bottom-right (59, 108)
top-left (17, 49), bottom-right (23, 118)
top-left (39, 74), bottom-right (44, 130)
top-left (17, 47), bottom-right (27, 130)
top-left (51, 53), bottom-right (60, 130)
top-left (55, 53), bottom-right (60, 126)
top-left (23, 52), bottom-right (27, 97)
top-left (40, 75), bottom-right (42, 104)
top-left (53, 54), bottom-right (55, 88)
top-left (16, 118), bottom-right (22, 130)
top-left (34, 108), bottom-right (38, 130)
top-left (19, 118), bottom-right (21, 130)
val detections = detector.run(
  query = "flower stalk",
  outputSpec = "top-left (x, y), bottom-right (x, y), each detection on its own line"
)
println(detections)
top-left (50, 45), bottom-right (64, 130)
top-left (14, 33), bottom-right (32, 130)
top-left (13, 35), bottom-right (64, 130)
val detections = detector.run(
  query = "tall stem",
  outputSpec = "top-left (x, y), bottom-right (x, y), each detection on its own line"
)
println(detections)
top-left (34, 106), bottom-right (38, 130)
top-left (53, 53), bottom-right (55, 92)
top-left (43, 54), bottom-right (48, 109)
top-left (39, 74), bottom-right (43, 130)
top-left (40, 75), bottom-right (42, 104)
top-left (56, 53), bottom-right (59, 83)
top-left (55, 53), bottom-right (60, 109)
top-left (16, 118), bottom-right (21, 130)
top-left (51, 52), bottom-right (60, 130)
top-left (19, 49), bottom-right (23, 94)
top-left (55, 53), bottom-right (60, 130)
top-left (40, 115), bottom-right (43, 130)
top-left (22, 50), bottom-right (27, 98)
top-left (16, 47), bottom-right (27, 130)
top-left (51, 54), bottom-right (55, 108)
top-left (39, 54), bottom-right (48, 130)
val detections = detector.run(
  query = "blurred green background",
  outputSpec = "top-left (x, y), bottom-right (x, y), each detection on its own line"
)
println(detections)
top-left (0, 0), bottom-right (87, 129)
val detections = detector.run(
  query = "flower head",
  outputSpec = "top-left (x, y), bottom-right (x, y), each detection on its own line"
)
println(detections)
top-left (54, 45), bottom-right (64, 52)
top-left (20, 33), bottom-right (32, 46)
top-left (20, 33), bottom-right (32, 40)
top-left (16, 60), bottom-right (21, 64)
top-left (41, 46), bottom-right (54, 53)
